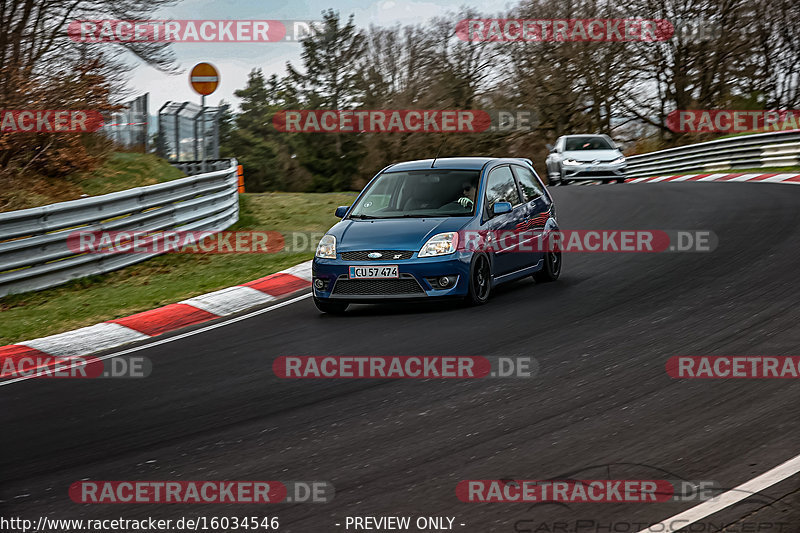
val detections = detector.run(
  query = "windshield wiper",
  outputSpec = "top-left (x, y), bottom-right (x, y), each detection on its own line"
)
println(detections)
top-left (348, 214), bottom-right (378, 219)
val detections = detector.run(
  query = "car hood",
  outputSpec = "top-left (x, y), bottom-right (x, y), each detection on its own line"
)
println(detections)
top-left (328, 217), bottom-right (471, 251)
top-left (562, 149), bottom-right (623, 162)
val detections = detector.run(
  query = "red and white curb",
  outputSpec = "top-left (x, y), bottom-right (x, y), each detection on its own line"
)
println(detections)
top-left (625, 172), bottom-right (800, 184)
top-left (0, 261), bottom-right (313, 373)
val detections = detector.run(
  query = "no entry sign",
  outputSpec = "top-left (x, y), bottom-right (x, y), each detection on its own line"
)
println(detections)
top-left (190, 63), bottom-right (219, 96)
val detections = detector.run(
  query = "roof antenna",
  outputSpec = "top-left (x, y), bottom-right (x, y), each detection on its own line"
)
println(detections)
top-left (431, 136), bottom-right (447, 168)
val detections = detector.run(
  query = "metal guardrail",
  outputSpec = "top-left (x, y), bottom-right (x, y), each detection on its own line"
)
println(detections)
top-left (625, 130), bottom-right (800, 179)
top-left (0, 159), bottom-right (239, 297)
top-left (171, 159), bottom-right (232, 176)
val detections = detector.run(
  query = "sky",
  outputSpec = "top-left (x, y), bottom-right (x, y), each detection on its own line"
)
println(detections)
top-left (125, 0), bottom-right (514, 112)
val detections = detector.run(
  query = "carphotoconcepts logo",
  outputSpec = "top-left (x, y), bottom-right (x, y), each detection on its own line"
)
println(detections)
top-left (456, 19), bottom-right (673, 42)
top-left (0, 355), bottom-right (151, 379)
top-left (456, 230), bottom-right (717, 253)
top-left (69, 481), bottom-right (333, 504)
top-left (68, 20), bottom-right (323, 43)
top-left (272, 109), bottom-right (537, 133)
top-left (273, 356), bottom-right (537, 379)
top-left (0, 110), bottom-right (104, 133)
top-left (667, 110), bottom-right (800, 133)
top-left (667, 356), bottom-right (800, 378)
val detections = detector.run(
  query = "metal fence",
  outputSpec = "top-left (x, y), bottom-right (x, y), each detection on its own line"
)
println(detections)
top-left (172, 159), bottom-right (232, 176)
top-left (0, 160), bottom-right (239, 297)
top-left (157, 101), bottom-right (225, 163)
top-left (104, 93), bottom-right (149, 151)
top-left (625, 130), bottom-right (800, 179)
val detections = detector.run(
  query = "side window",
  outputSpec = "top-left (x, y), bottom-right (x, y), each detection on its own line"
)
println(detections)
top-left (512, 165), bottom-right (544, 201)
top-left (555, 138), bottom-right (564, 152)
top-left (485, 166), bottom-right (521, 213)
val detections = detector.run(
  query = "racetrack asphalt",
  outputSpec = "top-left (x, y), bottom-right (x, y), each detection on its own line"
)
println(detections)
top-left (2, 182), bottom-right (800, 532)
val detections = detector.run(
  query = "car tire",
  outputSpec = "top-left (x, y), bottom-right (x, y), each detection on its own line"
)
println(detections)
top-left (314, 297), bottom-right (349, 314)
top-left (465, 253), bottom-right (492, 305)
top-left (533, 250), bottom-right (561, 283)
top-left (616, 178), bottom-right (626, 183)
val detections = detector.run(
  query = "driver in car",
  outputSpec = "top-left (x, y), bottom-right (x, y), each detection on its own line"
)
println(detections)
top-left (457, 182), bottom-right (477, 208)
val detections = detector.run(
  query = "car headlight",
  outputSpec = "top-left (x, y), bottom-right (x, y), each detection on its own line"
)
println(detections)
top-left (418, 232), bottom-right (459, 257)
top-left (315, 234), bottom-right (336, 259)
top-left (611, 156), bottom-right (626, 165)
top-left (562, 159), bottom-right (581, 166)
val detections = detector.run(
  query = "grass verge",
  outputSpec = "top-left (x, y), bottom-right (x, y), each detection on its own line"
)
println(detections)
top-left (0, 152), bottom-right (185, 212)
top-left (0, 192), bottom-right (356, 345)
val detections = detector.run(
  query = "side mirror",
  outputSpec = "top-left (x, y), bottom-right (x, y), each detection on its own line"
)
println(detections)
top-left (335, 205), bottom-right (349, 218)
top-left (546, 143), bottom-right (555, 153)
top-left (492, 201), bottom-right (512, 215)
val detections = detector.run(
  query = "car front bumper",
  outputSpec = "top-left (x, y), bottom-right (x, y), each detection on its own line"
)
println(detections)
top-left (563, 163), bottom-right (626, 181)
top-left (312, 252), bottom-right (473, 302)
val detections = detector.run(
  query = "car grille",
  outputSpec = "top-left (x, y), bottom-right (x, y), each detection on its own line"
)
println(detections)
top-left (572, 170), bottom-right (619, 177)
top-left (340, 250), bottom-right (414, 261)
top-left (332, 274), bottom-right (425, 296)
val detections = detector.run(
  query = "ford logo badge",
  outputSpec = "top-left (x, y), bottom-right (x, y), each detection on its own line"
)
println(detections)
top-left (368, 252), bottom-right (382, 259)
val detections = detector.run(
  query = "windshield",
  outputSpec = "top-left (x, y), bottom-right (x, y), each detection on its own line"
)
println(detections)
top-left (565, 136), bottom-right (614, 151)
top-left (348, 170), bottom-right (480, 219)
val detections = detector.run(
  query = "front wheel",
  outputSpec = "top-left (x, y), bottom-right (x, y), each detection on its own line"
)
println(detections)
top-left (616, 178), bottom-right (626, 183)
top-left (314, 297), bottom-right (349, 314)
top-left (533, 251), bottom-right (561, 283)
top-left (465, 254), bottom-right (492, 305)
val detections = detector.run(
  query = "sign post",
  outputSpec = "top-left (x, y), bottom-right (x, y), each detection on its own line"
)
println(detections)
top-left (190, 62), bottom-right (219, 172)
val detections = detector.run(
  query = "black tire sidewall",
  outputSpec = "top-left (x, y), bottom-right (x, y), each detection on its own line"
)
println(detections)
top-left (466, 253), bottom-right (491, 305)
top-left (534, 250), bottom-right (561, 282)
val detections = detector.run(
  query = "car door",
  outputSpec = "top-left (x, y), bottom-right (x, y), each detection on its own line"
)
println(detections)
top-left (482, 165), bottom-right (526, 276)
top-left (511, 164), bottom-right (551, 269)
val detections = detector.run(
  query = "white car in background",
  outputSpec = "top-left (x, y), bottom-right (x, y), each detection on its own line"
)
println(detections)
top-left (545, 134), bottom-right (627, 185)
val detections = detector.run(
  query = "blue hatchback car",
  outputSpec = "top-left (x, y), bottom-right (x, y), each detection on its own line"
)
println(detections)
top-left (312, 157), bottom-right (561, 313)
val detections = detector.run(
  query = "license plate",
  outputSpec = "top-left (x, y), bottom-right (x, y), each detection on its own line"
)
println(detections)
top-left (349, 265), bottom-right (399, 279)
